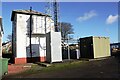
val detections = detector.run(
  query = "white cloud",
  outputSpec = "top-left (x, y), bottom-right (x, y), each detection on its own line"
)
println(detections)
top-left (106, 15), bottom-right (118, 24)
top-left (77, 10), bottom-right (97, 22)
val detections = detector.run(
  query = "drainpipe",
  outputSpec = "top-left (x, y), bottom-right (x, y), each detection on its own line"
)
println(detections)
top-left (30, 7), bottom-right (32, 62)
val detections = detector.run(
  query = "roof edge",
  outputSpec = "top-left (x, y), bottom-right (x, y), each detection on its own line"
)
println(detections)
top-left (11, 10), bottom-right (51, 21)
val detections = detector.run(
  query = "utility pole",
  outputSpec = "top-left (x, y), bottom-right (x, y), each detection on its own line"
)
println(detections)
top-left (30, 7), bottom-right (32, 62)
top-left (67, 35), bottom-right (70, 60)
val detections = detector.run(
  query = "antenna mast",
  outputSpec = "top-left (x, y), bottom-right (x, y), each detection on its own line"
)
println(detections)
top-left (45, 0), bottom-right (60, 32)
top-left (53, 0), bottom-right (59, 32)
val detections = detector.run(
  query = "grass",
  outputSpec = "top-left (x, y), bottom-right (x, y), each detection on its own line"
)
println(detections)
top-left (40, 61), bottom-right (85, 72)
top-left (11, 60), bottom-right (87, 76)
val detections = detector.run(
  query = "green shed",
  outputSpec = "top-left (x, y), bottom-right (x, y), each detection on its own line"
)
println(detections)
top-left (80, 36), bottom-right (110, 59)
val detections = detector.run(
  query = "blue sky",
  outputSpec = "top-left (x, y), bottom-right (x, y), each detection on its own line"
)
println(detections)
top-left (1, 2), bottom-right (118, 43)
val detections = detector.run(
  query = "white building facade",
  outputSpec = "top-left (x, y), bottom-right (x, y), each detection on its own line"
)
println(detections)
top-left (11, 10), bottom-right (55, 64)
top-left (0, 16), bottom-right (3, 58)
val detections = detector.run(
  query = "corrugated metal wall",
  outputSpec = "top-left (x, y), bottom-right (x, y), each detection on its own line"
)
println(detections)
top-left (93, 37), bottom-right (110, 58)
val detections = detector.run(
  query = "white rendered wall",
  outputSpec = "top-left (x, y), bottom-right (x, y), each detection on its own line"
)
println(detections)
top-left (16, 14), bottom-right (28, 58)
top-left (51, 32), bottom-right (62, 62)
top-left (14, 13), bottom-right (54, 58)
top-left (32, 15), bottom-right (54, 34)
top-left (0, 18), bottom-right (3, 58)
top-left (46, 32), bottom-right (62, 63)
top-left (0, 35), bottom-right (1, 58)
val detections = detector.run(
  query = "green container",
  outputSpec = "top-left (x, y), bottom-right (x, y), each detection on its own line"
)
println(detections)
top-left (0, 58), bottom-right (9, 77)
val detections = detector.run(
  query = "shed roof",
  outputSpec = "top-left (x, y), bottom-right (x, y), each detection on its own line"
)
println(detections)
top-left (11, 9), bottom-right (51, 21)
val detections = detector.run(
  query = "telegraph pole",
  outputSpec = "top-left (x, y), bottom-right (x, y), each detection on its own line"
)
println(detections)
top-left (67, 35), bottom-right (70, 60)
top-left (30, 7), bottom-right (32, 62)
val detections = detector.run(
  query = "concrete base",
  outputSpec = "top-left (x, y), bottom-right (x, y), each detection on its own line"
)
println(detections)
top-left (36, 62), bottom-right (51, 67)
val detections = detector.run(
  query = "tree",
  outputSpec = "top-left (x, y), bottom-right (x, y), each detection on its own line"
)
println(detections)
top-left (2, 34), bottom-right (12, 54)
top-left (58, 22), bottom-right (74, 41)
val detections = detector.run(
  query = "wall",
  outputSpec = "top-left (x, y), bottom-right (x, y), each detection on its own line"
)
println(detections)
top-left (0, 18), bottom-right (3, 58)
top-left (93, 37), bottom-right (110, 58)
top-left (12, 13), bottom-right (54, 63)
top-left (80, 36), bottom-right (110, 59)
top-left (46, 32), bottom-right (62, 63)
top-left (0, 36), bottom-right (2, 58)
top-left (46, 33), bottom-right (51, 62)
top-left (12, 14), bottom-right (17, 59)
top-left (26, 37), bottom-right (46, 58)
top-left (32, 15), bottom-right (54, 34)
top-left (80, 37), bottom-right (94, 59)
top-left (16, 14), bottom-right (28, 58)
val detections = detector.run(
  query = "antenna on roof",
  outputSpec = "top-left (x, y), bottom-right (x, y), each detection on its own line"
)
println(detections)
top-left (30, 6), bottom-right (32, 12)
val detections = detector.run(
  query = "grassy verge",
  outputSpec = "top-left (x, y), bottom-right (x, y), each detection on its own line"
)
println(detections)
top-left (40, 61), bottom-right (85, 72)
top-left (23, 60), bottom-right (87, 74)
top-left (8, 60), bottom-right (87, 77)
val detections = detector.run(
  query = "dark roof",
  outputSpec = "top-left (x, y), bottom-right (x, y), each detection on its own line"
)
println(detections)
top-left (11, 10), bottom-right (51, 21)
top-left (79, 36), bottom-right (109, 40)
top-left (0, 17), bottom-right (3, 33)
top-left (110, 43), bottom-right (120, 46)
